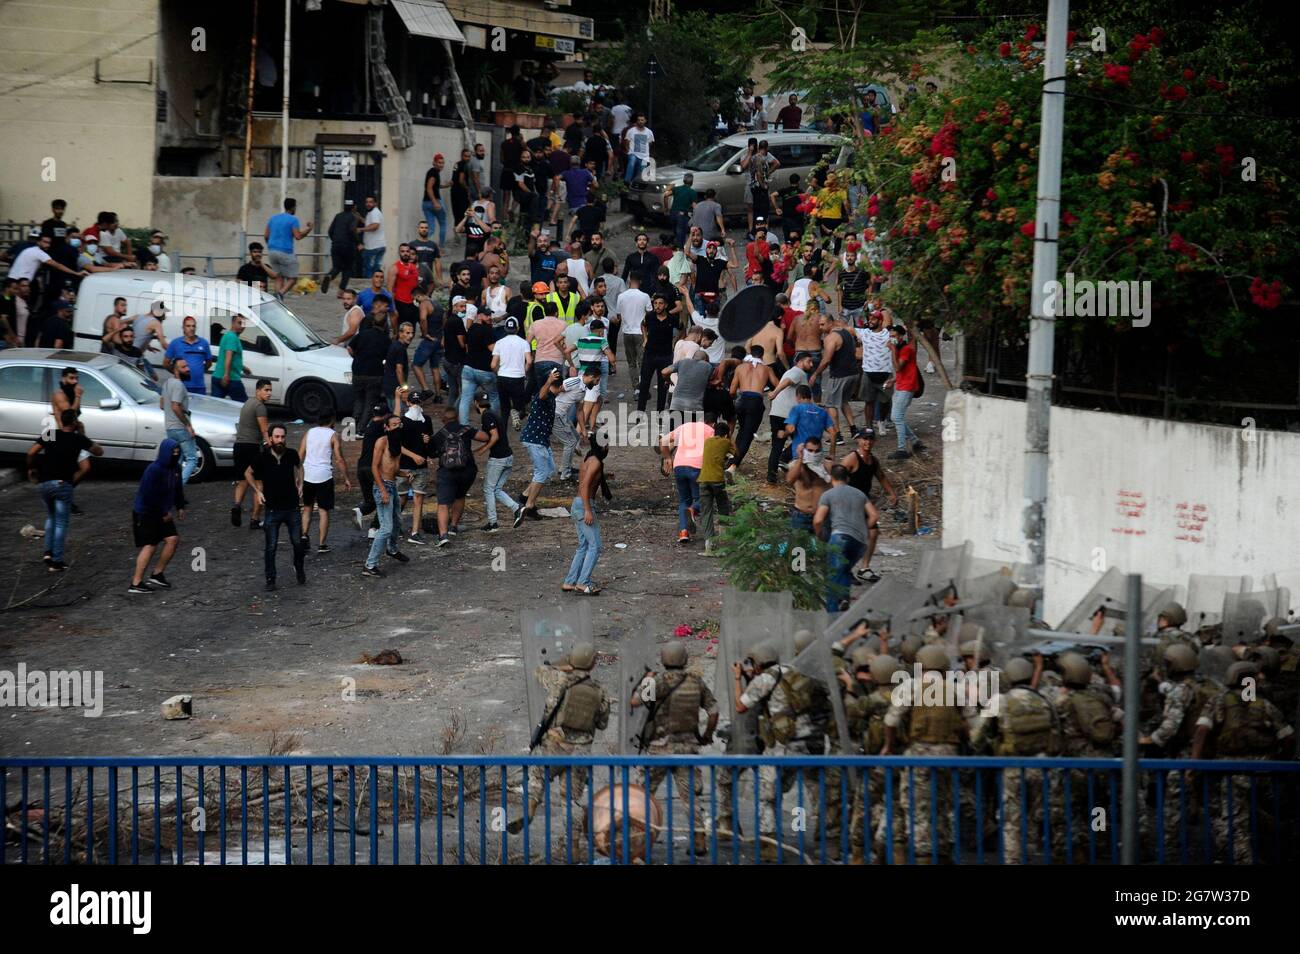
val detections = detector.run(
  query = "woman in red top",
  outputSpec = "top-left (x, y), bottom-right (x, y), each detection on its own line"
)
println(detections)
top-left (886, 322), bottom-right (923, 460)
top-left (389, 243), bottom-right (422, 330)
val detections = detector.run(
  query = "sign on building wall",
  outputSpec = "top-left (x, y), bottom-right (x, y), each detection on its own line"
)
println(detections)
top-left (303, 150), bottom-right (355, 178)
top-left (534, 35), bottom-right (576, 54)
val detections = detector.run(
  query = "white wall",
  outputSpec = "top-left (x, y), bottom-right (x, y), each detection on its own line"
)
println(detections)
top-left (942, 391), bottom-right (1300, 624)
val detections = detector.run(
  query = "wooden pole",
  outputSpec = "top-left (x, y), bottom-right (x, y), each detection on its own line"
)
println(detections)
top-left (239, 0), bottom-right (260, 240)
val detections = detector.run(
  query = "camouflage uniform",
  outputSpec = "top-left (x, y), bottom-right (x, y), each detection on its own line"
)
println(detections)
top-left (1147, 675), bottom-right (1205, 859)
top-left (959, 664), bottom-right (1002, 852)
top-left (846, 682), bottom-right (904, 862)
top-left (1197, 689), bottom-right (1295, 864)
top-left (638, 669), bottom-right (718, 837)
top-left (1053, 682), bottom-right (1122, 861)
top-left (1140, 628), bottom-right (1200, 725)
top-left (523, 666), bottom-right (611, 839)
top-left (741, 664), bottom-right (821, 837)
top-left (715, 676), bottom-right (762, 839)
top-left (971, 683), bottom-right (1060, 864)
top-left (884, 676), bottom-right (964, 863)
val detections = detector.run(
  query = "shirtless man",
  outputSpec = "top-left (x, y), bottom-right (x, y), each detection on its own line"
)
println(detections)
top-left (789, 299), bottom-right (826, 390)
top-left (838, 428), bottom-right (899, 584)
top-left (786, 434), bottom-right (831, 536)
top-left (333, 288), bottom-right (366, 345)
top-left (363, 414), bottom-right (414, 577)
top-left (100, 297), bottom-right (130, 352)
top-left (51, 366), bottom-right (83, 423)
top-left (728, 345), bottom-right (779, 470)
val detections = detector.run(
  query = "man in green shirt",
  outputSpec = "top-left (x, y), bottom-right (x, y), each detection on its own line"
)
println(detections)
top-left (213, 315), bottom-right (248, 402)
top-left (576, 317), bottom-right (616, 402)
top-left (665, 173), bottom-right (698, 249)
top-left (697, 421), bottom-right (735, 554)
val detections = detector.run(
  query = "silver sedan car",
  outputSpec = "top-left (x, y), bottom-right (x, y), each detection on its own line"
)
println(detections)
top-left (0, 349), bottom-right (240, 481)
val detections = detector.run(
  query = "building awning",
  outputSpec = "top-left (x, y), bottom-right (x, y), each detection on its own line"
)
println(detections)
top-left (440, 0), bottom-right (594, 42)
top-left (391, 0), bottom-right (466, 43)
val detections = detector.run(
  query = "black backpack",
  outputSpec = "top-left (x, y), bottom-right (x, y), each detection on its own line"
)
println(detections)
top-left (439, 426), bottom-right (470, 470)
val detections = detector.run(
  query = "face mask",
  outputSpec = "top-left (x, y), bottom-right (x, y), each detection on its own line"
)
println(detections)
top-left (149, 244), bottom-right (162, 255)
top-left (70, 238), bottom-right (81, 249)
top-left (86, 244), bottom-right (98, 254)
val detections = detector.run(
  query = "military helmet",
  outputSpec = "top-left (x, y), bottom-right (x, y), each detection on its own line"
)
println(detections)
top-left (1226, 661), bottom-right (1258, 687)
top-left (1058, 652), bottom-right (1092, 687)
top-left (1202, 645), bottom-right (1237, 676)
top-left (1004, 657), bottom-right (1034, 685)
top-left (1007, 588), bottom-right (1036, 610)
top-left (850, 646), bottom-right (875, 669)
top-left (1158, 602), bottom-right (1188, 629)
top-left (1247, 645), bottom-right (1280, 675)
top-left (793, 629), bottom-right (817, 654)
top-left (1163, 643), bottom-right (1198, 674)
top-left (660, 642), bottom-right (688, 669)
top-left (1112, 620), bottom-right (1126, 638)
top-left (748, 643), bottom-right (779, 668)
top-left (958, 639), bottom-right (991, 663)
top-left (570, 640), bottom-right (597, 671)
top-left (869, 654), bottom-right (902, 682)
top-left (899, 634), bottom-right (923, 665)
top-left (1263, 617), bottom-right (1294, 644)
top-left (917, 644), bottom-right (950, 672)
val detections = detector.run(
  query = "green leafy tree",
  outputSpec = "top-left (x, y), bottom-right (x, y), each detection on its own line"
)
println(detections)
top-left (712, 483), bottom-right (830, 611)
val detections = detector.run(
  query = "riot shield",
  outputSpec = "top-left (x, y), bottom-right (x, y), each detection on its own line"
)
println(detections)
top-left (718, 588), bottom-right (794, 724)
top-left (1056, 567), bottom-right (1176, 634)
top-left (521, 604), bottom-right (594, 733)
top-left (916, 541), bottom-right (973, 594)
top-left (1220, 588), bottom-right (1289, 644)
top-left (790, 608), bottom-right (829, 659)
top-left (959, 569), bottom-right (1018, 605)
top-left (789, 636), bottom-right (851, 753)
top-left (1199, 646), bottom-right (1237, 689)
top-left (1185, 574), bottom-right (1251, 630)
top-left (616, 621), bottom-right (661, 755)
top-left (962, 605), bottom-right (1033, 668)
top-left (824, 578), bottom-right (930, 644)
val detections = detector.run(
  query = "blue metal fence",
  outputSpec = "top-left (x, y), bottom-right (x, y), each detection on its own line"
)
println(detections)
top-left (3, 756), bottom-right (1296, 865)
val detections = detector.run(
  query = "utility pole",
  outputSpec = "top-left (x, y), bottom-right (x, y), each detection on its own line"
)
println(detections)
top-left (1121, 573), bottom-right (1142, 864)
top-left (646, 55), bottom-right (664, 129)
top-left (239, 0), bottom-right (260, 239)
top-left (1021, 0), bottom-right (1068, 594)
top-left (280, 0), bottom-right (292, 207)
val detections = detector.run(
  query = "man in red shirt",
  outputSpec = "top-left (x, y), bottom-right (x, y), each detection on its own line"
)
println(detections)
top-left (886, 323), bottom-right (924, 460)
top-left (778, 293), bottom-right (799, 363)
top-left (775, 94), bottom-right (803, 131)
top-left (387, 243), bottom-right (421, 333)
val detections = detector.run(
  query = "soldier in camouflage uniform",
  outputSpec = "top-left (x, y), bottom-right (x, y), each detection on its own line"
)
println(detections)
top-left (971, 656), bottom-right (1061, 864)
top-left (883, 643), bottom-right (967, 863)
top-left (1193, 661), bottom-right (1296, 863)
top-left (793, 628), bottom-right (846, 855)
top-left (1051, 651), bottom-right (1122, 862)
top-left (1262, 618), bottom-right (1299, 733)
top-left (958, 630), bottom-right (1002, 850)
top-left (508, 641), bottom-right (611, 844)
top-left (1139, 643), bottom-right (1205, 859)
top-left (734, 642), bottom-right (827, 859)
top-left (715, 651), bottom-right (764, 841)
top-left (630, 641), bottom-right (719, 849)
top-left (1141, 603), bottom-right (1200, 726)
top-left (842, 652), bottom-right (906, 864)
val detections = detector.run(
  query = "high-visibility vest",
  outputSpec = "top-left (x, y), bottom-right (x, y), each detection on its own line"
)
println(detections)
top-left (546, 290), bottom-right (579, 322)
top-left (525, 300), bottom-right (546, 349)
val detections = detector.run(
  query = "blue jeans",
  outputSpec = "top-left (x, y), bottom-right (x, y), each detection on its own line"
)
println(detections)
top-left (40, 480), bottom-right (74, 561)
top-left (672, 210), bottom-right (690, 248)
top-left (624, 155), bottom-right (646, 185)
top-left (790, 510), bottom-right (814, 534)
top-left (483, 455), bottom-right (517, 523)
top-left (523, 441), bottom-right (556, 484)
top-left (367, 481), bottom-right (401, 568)
top-left (166, 428), bottom-right (200, 484)
top-left (211, 377), bottom-right (248, 402)
top-left (892, 388), bottom-right (919, 449)
top-left (459, 366), bottom-right (500, 424)
top-left (564, 497), bottom-right (602, 587)
top-left (422, 200), bottom-right (447, 246)
top-left (673, 465), bottom-right (701, 531)
top-left (263, 509), bottom-right (305, 583)
top-left (361, 247), bottom-right (386, 278)
top-left (826, 532), bottom-right (866, 613)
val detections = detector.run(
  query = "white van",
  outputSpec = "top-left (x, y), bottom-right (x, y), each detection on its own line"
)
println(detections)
top-left (72, 271), bottom-right (354, 420)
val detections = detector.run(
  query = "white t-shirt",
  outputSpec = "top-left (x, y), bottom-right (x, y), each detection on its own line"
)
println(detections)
top-left (615, 288), bottom-right (652, 335)
top-left (858, 326), bottom-right (893, 373)
top-left (555, 374), bottom-right (600, 413)
top-left (611, 104), bottom-right (632, 136)
top-left (363, 208), bottom-right (386, 250)
top-left (771, 367), bottom-right (809, 419)
top-left (97, 227), bottom-right (127, 254)
top-left (789, 278), bottom-right (813, 312)
top-left (564, 257), bottom-right (591, 296)
top-left (10, 246), bottom-right (51, 281)
top-left (690, 311), bottom-right (725, 362)
top-left (493, 334), bottom-right (530, 378)
top-left (625, 126), bottom-right (655, 160)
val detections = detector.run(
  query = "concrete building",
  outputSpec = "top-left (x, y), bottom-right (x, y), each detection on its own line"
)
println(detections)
top-left (0, 0), bottom-right (594, 273)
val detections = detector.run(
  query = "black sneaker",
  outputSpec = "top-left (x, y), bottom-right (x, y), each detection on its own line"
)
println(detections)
top-left (71, 503), bottom-right (84, 516)
top-left (148, 572), bottom-right (171, 588)
top-left (127, 583), bottom-right (153, 595)
top-left (47, 560), bottom-right (68, 573)
top-left (361, 565), bottom-right (385, 578)
top-left (265, 579), bottom-right (277, 591)
top-left (482, 522), bottom-right (499, 533)
top-left (513, 508), bottom-right (525, 529)
top-left (526, 507), bottom-right (542, 521)
top-left (296, 567), bottom-right (307, 585)
top-left (912, 441), bottom-right (926, 453)
top-left (317, 544), bottom-right (332, 553)
top-left (231, 506), bottom-right (242, 527)
top-left (886, 450), bottom-right (911, 460)
top-left (249, 518), bottom-right (263, 530)
top-left (436, 535), bottom-right (451, 548)
top-left (321, 274), bottom-right (332, 294)
top-left (406, 533), bottom-right (428, 546)
top-left (387, 550), bottom-right (410, 563)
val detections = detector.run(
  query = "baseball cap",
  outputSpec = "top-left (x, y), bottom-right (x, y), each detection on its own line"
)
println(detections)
top-left (473, 391), bottom-right (491, 404)
top-left (856, 426), bottom-right (877, 440)
top-left (370, 403), bottom-right (388, 417)
top-left (504, 317), bottom-right (520, 331)
top-left (451, 295), bottom-right (467, 306)
top-left (344, 199), bottom-right (355, 207)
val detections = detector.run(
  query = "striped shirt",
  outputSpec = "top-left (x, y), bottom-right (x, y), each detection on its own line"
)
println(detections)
top-left (577, 332), bottom-right (607, 368)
